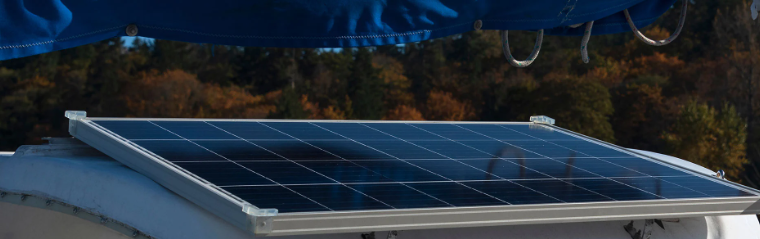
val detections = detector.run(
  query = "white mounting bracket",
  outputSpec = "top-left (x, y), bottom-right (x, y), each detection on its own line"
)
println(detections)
top-left (243, 204), bottom-right (278, 235)
top-left (529, 115), bottom-right (555, 125)
top-left (65, 111), bottom-right (87, 135)
top-left (752, 0), bottom-right (759, 20)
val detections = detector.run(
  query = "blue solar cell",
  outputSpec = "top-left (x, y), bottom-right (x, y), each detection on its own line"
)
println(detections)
top-left (363, 123), bottom-right (446, 141)
top-left (152, 121), bottom-right (238, 140)
top-left (312, 123), bottom-right (397, 140)
top-left (614, 177), bottom-right (711, 199)
top-left (133, 140), bottom-right (225, 162)
top-left (406, 160), bottom-right (496, 180)
top-left (261, 122), bottom-right (345, 140)
top-left (661, 176), bottom-right (757, 197)
top-left (456, 124), bottom-right (543, 140)
top-left (350, 183), bottom-right (452, 209)
top-left (357, 140), bottom-right (443, 159)
top-left (513, 179), bottom-right (614, 203)
top-left (95, 120), bottom-right (179, 140)
top-left (194, 140), bottom-right (282, 161)
top-left (408, 124), bottom-right (493, 141)
top-left (89, 120), bottom-right (758, 214)
top-left (499, 124), bottom-right (581, 140)
top-left (411, 140), bottom-right (496, 159)
top-left (544, 140), bottom-right (632, 157)
top-left (304, 140), bottom-right (395, 160)
top-left (251, 140), bottom-right (342, 160)
top-left (406, 182), bottom-right (508, 207)
top-left (458, 159), bottom-right (552, 180)
top-left (601, 158), bottom-right (691, 176)
top-left (223, 186), bottom-right (327, 213)
top-left (504, 158), bottom-right (600, 178)
top-left (207, 121), bottom-right (293, 140)
top-left (288, 184), bottom-right (392, 211)
top-left (463, 181), bottom-right (561, 204)
top-left (457, 141), bottom-right (543, 159)
top-left (551, 158), bottom-right (646, 178)
top-left (238, 161), bottom-right (333, 184)
top-left (173, 162), bottom-right (275, 186)
top-left (563, 178), bottom-right (662, 201)
top-left (297, 161), bottom-right (392, 183)
top-left (351, 160), bottom-right (447, 182)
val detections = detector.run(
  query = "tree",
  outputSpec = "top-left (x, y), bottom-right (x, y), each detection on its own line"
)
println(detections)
top-left (663, 102), bottom-right (747, 183)
top-left (384, 105), bottom-right (424, 121)
top-left (528, 74), bottom-right (616, 142)
top-left (713, 1), bottom-right (760, 186)
top-left (349, 48), bottom-right (385, 119)
top-left (423, 90), bottom-right (475, 121)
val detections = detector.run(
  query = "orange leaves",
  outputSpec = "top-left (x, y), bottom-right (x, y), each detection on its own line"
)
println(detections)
top-left (628, 52), bottom-right (685, 79)
top-left (122, 70), bottom-right (275, 118)
top-left (423, 90), bottom-right (475, 121)
top-left (123, 70), bottom-right (202, 118)
top-left (384, 105), bottom-right (424, 121)
top-left (299, 94), bottom-right (347, 120)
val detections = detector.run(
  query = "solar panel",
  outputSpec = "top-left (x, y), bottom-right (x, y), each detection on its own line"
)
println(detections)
top-left (65, 112), bottom-right (760, 236)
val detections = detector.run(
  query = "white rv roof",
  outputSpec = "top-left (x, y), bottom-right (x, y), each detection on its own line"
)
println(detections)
top-left (1, 142), bottom-right (758, 239)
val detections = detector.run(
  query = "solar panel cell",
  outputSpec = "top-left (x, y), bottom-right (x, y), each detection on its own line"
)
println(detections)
top-left (224, 186), bottom-right (328, 213)
top-left (297, 161), bottom-right (393, 183)
top-left (406, 182), bottom-right (508, 207)
top-left (194, 140), bottom-right (282, 161)
top-left (513, 179), bottom-right (614, 203)
top-left (463, 181), bottom-right (562, 204)
top-left (288, 184), bottom-right (392, 211)
top-left (133, 140), bottom-right (225, 162)
top-left (237, 161), bottom-right (334, 184)
top-left (96, 120), bottom-right (180, 140)
top-left (350, 183), bottom-right (451, 209)
top-left (173, 162), bottom-right (275, 186)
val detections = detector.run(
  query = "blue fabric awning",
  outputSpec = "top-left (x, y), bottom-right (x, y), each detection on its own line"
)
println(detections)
top-left (0, 0), bottom-right (677, 60)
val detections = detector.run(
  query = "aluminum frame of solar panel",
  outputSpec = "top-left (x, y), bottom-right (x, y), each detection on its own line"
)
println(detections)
top-left (66, 114), bottom-right (760, 236)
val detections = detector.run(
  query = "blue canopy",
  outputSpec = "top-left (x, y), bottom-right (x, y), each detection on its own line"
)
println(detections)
top-left (0, 0), bottom-right (676, 60)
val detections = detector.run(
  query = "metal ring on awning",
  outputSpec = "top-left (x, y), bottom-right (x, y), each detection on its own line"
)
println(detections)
top-left (581, 21), bottom-right (594, 63)
top-left (624, 0), bottom-right (687, 46)
top-left (501, 30), bottom-right (544, 68)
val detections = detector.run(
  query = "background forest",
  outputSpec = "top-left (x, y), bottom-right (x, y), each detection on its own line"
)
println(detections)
top-left (1, 1), bottom-right (759, 188)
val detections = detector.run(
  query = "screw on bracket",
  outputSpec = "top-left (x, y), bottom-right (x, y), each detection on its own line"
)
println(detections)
top-left (100, 216), bottom-right (108, 224)
top-left (132, 230), bottom-right (139, 237)
top-left (73, 207), bottom-right (79, 214)
top-left (46, 200), bottom-right (53, 206)
top-left (20, 195), bottom-right (27, 201)
top-left (126, 24), bottom-right (139, 36)
top-left (387, 231), bottom-right (399, 239)
top-left (361, 232), bottom-right (376, 239)
top-left (0, 192), bottom-right (5, 198)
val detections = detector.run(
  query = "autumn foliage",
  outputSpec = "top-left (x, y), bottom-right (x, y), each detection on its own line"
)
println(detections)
top-left (2, 0), bottom-right (760, 187)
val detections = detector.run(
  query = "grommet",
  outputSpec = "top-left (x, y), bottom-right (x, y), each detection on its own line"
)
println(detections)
top-left (473, 20), bottom-right (483, 30)
top-left (126, 24), bottom-right (139, 36)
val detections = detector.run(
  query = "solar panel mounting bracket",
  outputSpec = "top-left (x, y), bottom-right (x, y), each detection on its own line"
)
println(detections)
top-left (529, 115), bottom-right (555, 125)
top-left (65, 111), bottom-right (87, 134)
top-left (243, 204), bottom-right (278, 235)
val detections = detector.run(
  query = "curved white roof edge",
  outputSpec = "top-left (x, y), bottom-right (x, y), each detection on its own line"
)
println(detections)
top-left (1, 143), bottom-right (758, 239)
top-left (627, 148), bottom-right (718, 176)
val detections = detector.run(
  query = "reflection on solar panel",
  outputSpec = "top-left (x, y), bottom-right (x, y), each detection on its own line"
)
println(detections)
top-left (66, 113), bottom-right (760, 236)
